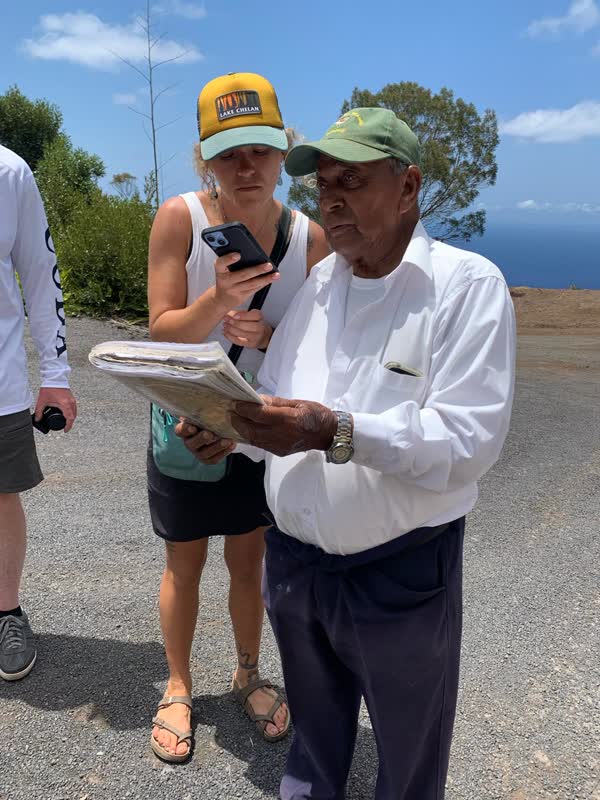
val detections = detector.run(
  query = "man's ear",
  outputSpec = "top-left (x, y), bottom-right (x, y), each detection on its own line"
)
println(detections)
top-left (401, 166), bottom-right (422, 211)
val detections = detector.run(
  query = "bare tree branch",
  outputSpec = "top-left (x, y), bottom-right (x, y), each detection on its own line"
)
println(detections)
top-left (155, 114), bottom-right (184, 132)
top-left (108, 49), bottom-right (149, 83)
top-left (159, 151), bottom-right (179, 170)
top-left (142, 123), bottom-right (154, 146)
top-left (127, 106), bottom-right (152, 122)
top-left (135, 16), bottom-right (149, 34)
top-left (150, 32), bottom-right (167, 51)
top-left (153, 49), bottom-right (192, 69)
top-left (113, 0), bottom-right (186, 210)
top-left (153, 82), bottom-right (179, 104)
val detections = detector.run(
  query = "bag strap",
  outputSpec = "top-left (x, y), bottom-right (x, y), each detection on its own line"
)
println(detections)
top-left (227, 205), bottom-right (293, 367)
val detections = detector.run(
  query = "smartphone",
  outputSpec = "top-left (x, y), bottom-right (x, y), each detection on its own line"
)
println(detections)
top-left (201, 222), bottom-right (277, 273)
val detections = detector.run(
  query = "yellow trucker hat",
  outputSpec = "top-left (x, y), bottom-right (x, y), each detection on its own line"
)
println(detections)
top-left (197, 72), bottom-right (288, 160)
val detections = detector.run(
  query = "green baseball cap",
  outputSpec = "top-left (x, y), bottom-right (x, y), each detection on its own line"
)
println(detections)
top-left (285, 107), bottom-right (421, 176)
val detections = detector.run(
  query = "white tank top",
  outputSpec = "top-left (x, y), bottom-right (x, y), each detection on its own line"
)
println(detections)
top-left (181, 192), bottom-right (309, 379)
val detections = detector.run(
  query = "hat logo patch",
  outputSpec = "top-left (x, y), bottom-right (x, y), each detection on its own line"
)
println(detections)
top-left (326, 110), bottom-right (365, 137)
top-left (216, 91), bottom-right (262, 121)
top-left (337, 111), bottom-right (364, 127)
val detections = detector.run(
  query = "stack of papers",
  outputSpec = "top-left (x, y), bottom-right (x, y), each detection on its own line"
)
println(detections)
top-left (88, 340), bottom-right (263, 441)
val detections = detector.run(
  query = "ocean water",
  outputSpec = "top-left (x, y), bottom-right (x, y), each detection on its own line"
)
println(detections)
top-left (458, 221), bottom-right (600, 289)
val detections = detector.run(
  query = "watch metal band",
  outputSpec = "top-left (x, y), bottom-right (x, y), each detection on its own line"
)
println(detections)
top-left (333, 410), bottom-right (353, 444)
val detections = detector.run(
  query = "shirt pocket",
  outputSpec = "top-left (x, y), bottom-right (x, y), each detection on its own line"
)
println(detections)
top-left (371, 363), bottom-right (427, 404)
top-left (344, 360), bottom-right (427, 413)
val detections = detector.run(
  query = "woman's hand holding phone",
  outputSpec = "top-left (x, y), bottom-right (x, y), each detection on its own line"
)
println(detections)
top-left (212, 252), bottom-right (279, 312)
top-left (223, 308), bottom-right (273, 349)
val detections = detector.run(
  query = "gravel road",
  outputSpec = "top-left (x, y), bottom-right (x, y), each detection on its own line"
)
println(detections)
top-left (0, 319), bottom-right (598, 800)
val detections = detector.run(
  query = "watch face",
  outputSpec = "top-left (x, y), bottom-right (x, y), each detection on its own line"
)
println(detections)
top-left (331, 444), bottom-right (354, 464)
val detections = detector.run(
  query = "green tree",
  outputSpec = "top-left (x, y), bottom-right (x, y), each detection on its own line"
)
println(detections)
top-left (143, 171), bottom-right (159, 210)
top-left (288, 82), bottom-right (499, 242)
top-left (0, 85), bottom-right (63, 170)
top-left (0, 86), bottom-right (153, 319)
top-left (111, 172), bottom-right (139, 200)
top-left (287, 174), bottom-right (321, 225)
top-left (36, 134), bottom-right (105, 233)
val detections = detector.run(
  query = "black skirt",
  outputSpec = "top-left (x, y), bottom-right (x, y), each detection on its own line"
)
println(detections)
top-left (147, 446), bottom-right (270, 541)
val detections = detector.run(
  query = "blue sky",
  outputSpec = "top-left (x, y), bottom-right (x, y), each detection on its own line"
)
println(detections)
top-left (2, 0), bottom-right (600, 226)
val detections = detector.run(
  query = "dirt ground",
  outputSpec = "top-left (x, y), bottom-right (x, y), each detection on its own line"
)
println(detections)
top-left (1, 306), bottom-right (598, 800)
top-left (511, 287), bottom-right (600, 335)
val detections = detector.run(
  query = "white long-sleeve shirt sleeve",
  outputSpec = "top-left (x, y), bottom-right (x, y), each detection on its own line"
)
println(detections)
top-left (235, 293), bottom-right (300, 463)
top-left (12, 171), bottom-right (71, 388)
top-left (351, 276), bottom-right (516, 492)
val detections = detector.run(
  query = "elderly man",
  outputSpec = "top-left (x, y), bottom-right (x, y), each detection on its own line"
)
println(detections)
top-left (179, 108), bottom-right (516, 800)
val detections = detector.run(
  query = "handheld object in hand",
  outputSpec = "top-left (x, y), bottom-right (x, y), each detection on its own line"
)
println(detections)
top-left (32, 406), bottom-right (66, 434)
top-left (201, 222), bottom-right (278, 274)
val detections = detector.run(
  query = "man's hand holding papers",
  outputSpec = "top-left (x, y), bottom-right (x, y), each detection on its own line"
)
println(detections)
top-left (88, 340), bottom-right (263, 442)
top-left (177, 396), bottom-right (338, 462)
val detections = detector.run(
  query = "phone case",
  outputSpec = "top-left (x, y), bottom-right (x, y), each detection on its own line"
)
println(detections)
top-left (201, 222), bottom-right (276, 272)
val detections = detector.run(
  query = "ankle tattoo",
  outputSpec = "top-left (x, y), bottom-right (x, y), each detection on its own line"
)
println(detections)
top-left (237, 643), bottom-right (258, 672)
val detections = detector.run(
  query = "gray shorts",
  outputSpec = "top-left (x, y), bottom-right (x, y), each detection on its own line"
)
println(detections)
top-left (0, 410), bottom-right (44, 494)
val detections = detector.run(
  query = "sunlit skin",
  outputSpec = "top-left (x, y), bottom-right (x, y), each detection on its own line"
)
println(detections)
top-left (211, 144), bottom-right (286, 347)
top-left (316, 155), bottom-right (422, 278)
top-left (211, 144), bottom-right (283, 221)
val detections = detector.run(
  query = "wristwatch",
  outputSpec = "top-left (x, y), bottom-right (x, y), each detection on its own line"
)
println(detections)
top-left (325, 411), bottom-right (354, 464)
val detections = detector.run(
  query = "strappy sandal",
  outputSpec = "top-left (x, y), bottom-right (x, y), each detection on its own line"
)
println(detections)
top-left (232, 674), bottom-right (290, 743)
top-left (150, 694), bottom-right (193, 763)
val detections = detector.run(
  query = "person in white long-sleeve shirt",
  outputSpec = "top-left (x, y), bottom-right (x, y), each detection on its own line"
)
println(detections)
top-left (0, 144), bottom-right (77, 681)
top-left (178, 108), bottom-right (516, 800)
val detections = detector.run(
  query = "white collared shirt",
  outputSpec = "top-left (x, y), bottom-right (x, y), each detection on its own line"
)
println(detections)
top-left (245, 221), bottom-right (516, 555)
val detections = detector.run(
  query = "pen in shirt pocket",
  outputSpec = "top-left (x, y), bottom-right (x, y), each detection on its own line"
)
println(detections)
top-left (384, 361), bottom-right (423, 378)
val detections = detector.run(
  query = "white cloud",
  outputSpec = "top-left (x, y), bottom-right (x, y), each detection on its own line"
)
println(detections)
top-left (517, 200), bottom-right (600, 213)
top-left (113, 92), bottom-right (137, 106)
top-left (500, 101), bottom-right (600, 143)
top-left (526, 0), bottom-right (600, 37)
top-left (153, 1), bottom-right (207, 19)
top-left (22, 12), bottom-right (202, 70)
top-left (564, 202), bottom-right (600, 212)
top-left (172, 1), bottom-right (207, 19)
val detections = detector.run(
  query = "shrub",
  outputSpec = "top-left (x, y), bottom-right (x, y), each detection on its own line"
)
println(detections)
top-left (57, 193), bottom-right (153, 318)
top-left (36, 134), bottom-right (105, 235)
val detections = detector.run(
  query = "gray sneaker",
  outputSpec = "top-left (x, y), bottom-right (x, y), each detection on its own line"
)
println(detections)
top-left (0, 611), bottom-right (37, 681)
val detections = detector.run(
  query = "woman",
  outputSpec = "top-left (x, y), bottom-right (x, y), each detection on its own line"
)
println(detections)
top-left (146, 72), bottom-right (329, 762)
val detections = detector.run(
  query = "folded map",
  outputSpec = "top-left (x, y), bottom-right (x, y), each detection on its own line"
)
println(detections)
top-left (88, 340), bottom-right (263, 441)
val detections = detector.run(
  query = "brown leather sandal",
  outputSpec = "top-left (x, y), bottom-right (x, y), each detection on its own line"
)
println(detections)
top-left (232, 674), bottom-right (290, 742)
top-left (150, 694), bottom-right (193, 763)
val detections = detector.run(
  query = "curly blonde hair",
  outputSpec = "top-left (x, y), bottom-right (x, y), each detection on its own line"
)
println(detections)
top-left (192, 128), bottom-right (299, 192)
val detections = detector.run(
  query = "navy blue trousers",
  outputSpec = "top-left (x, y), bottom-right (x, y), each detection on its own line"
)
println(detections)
top-left (263, 518), bottom-right (465, 800)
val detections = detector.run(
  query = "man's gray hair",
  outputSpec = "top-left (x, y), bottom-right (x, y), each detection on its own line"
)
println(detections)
top-left (391, 158), bottom-right (410, 175)
top-left (301, 157), bottom-right (410, 188)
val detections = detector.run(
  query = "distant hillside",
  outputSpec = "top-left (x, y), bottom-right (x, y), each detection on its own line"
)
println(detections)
top-left (510, 287), bottom-right (600, 333)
